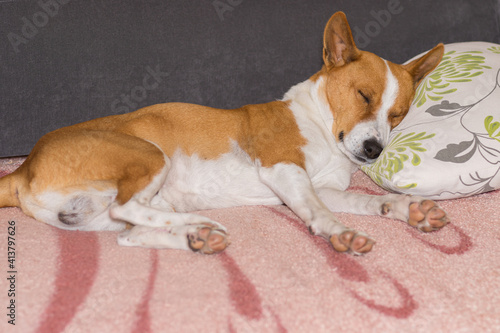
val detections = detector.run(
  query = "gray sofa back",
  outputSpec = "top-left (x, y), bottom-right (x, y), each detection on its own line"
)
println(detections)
top-left (2, 0), bottom-right (500, 157)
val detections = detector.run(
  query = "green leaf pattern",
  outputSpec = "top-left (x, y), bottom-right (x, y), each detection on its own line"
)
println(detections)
top-left (488, 46), bottom-right (500, 54)
top-left (361, 132), bottom-right (435, 189)
top-left (413, 51), bottom-right (491, 107)
top-left (485, 115), bottom-right (500, 142)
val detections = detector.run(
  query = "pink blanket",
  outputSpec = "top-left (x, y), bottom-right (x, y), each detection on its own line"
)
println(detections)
top-left (1, 157), bottom-right (499, 332)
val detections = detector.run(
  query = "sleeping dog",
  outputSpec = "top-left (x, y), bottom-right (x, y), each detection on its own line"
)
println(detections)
top-left (0, 12), bottom-right (447, 255)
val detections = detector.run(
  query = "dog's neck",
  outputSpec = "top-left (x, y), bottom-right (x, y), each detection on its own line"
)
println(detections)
top-left (281, 74), bottom-right (358, 182)
top-left (282, 75), bottom-right (335, 138)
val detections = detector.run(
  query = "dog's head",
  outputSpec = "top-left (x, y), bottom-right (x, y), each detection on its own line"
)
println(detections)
top-left (319, 12), bottom-right (444, 165)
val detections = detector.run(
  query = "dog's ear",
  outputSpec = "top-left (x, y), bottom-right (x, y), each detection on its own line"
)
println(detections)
top-left (323, 12), bottom-right (360, 69)
top-left (403, 44), bottom-right (445, 88)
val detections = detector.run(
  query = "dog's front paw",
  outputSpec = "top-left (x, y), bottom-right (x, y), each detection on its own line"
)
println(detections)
top-left (329, 230), bottom-right (375, 255)
top-left (408, 200), bottom-right (449, 232)
top-left (381, 196), bottom-right (450, 232)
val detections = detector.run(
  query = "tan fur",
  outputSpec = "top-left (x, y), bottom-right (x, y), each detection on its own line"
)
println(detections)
top-left (324, 52), bottom-right (389, 139)
top-left (69, 100), bottom-right (306, 168)
top-left (0, 173), bottom-right (20, 207)
top-left (236, 101), bottom-right (307, 168)
top-left (73, 103), bottom-right (240, 160)
top-left (3, 98), bottom-right (307, 215)
top-left (14, 129), bottom-right (167, 210)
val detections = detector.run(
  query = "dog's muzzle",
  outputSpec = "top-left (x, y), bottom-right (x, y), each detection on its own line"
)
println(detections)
top-left (350, 139), bottom-right (384, 164)
top-left (340, 126), bottom-right (386, 165)
top-left (363, 139), bottom-right (383, 160)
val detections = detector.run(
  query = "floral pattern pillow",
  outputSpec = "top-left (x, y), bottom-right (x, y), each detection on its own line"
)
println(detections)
top-left (362, 42), bottom-right (500, 199)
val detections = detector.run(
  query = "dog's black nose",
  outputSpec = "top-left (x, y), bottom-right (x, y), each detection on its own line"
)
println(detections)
top-left (363, 139), bottom-right (383, 160)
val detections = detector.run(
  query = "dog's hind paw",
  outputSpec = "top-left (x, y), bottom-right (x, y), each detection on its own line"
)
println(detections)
top-left (408, 200), bottom-right (449, 232)
top-left (117, 221), bottom-right (229, 253)
top-left (329, 230), bottom-right (375, 255)
top-left (187, 223), bottom-right (229, 254)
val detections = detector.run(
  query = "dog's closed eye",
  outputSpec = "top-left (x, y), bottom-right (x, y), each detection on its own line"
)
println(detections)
top-left (358, 90), bottom-right (371, 104)
top-left (389, 113), bottom-right (403, 120)
top-left (389, 112), bottom-right (405, 127)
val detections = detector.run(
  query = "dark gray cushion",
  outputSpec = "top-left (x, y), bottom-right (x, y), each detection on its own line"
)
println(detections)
top-left (1, 0), bottom-right (499, 157)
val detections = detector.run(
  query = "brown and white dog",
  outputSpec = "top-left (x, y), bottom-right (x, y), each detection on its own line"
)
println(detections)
top-left (0, 12), bottom-right (448, 255)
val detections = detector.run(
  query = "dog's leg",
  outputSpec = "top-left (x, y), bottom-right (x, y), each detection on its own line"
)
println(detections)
top-left (117, 224), bottom-right (228, 254)
top-left (109, 200), bottom-right (229, 254)
top-left (317, 189), bottom-right (449, 232)
top-left (259, 163), bottom-right (374, 255)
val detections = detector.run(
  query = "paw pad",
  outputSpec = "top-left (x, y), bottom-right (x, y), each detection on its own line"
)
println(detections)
top-left (188, 225), bottom-right (229, 254)
top-left (409, 200), bottom-right (449, 232)
top-left (329, 230), bottom-right (375, 255)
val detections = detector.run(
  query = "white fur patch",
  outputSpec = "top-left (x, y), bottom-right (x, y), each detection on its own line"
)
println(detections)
top-left (157, 145), bottom-right (282, 212)
top-left (377, 60), bottom-right (399, 145)
top-left (284, 77), bottom-right (355, 189)
top-left (26, 188), bottom-right (123, 231)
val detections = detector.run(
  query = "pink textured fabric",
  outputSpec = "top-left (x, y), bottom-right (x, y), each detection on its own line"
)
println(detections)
top-left (0, 157), bottom-right (499, 332)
